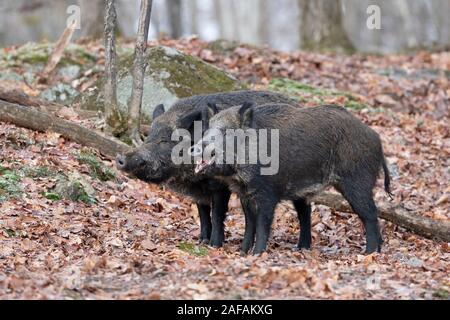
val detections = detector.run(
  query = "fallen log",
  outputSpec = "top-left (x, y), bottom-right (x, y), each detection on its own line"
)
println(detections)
top-left (312, 192), bottom-right (450, 242)
top-left (0, 88), bottom-right (98, 119)
top-left (0, 99), bottom-right (130, 159)
top-left (1, 98), bottom-right (448, 242)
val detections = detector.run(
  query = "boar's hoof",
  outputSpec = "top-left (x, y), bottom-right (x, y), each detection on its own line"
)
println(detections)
top-left (198, 238), bottom-right (210, 245)
top-left (239, 250), bottom-right (249, 257)
top-left (209, 241), bottom-right (223, 248)
top-left (365, 244), bottom-right (382, 254)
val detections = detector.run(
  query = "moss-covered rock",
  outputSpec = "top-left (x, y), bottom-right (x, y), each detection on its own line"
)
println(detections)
top-left (75, 149), bottom-right (116, 182)
top-left (53, 173), bottom-right (96, 204)
top-left (268, 78), bottom-right (367, 110)
top-left (39, 83), bottom-right (80, 105)
top-left (78, 46), bottom-right (242, 123)
top-left (0, 42), bottom-right (97, 69)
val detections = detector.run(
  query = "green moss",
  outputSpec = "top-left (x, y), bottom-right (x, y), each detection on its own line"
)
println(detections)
top-left (70, 181), bottom-right (96, 204)
top-left (145, 46), bottom-right (241, 97)
top-left (178, 241), bottom-right (209, 257)
top-left (0, 42), bottom-right (97, 68)
top-left (0, 167), bottom-right (22, 202)
top-left (3, 228), bottom-right (16, 237)
top-left (433, 288), bottom-right (449, 299)
top-left (269, 78), bottom-right (367, 110)
top-left (52, 175), bottom-right (96, 204)
top-left (23, 166), bottom-right (56, 179)
top-left (42, 192), bottom-right (61, 201)
top-left (75, 150), bottom-right (116, 182)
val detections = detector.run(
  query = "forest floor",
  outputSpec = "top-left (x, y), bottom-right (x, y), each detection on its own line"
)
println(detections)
top-left (0, 37), bottom-right (449, 299)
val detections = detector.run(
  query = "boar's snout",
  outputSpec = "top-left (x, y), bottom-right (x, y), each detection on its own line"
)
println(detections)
top-left (115, 154), bottom-right (127, 170)
top-left (115, 152), bottom-right (145, 172)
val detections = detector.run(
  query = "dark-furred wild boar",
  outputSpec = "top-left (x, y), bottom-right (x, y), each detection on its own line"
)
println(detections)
top-left (191, 103), bottom-right (392, 254)
top-left (115, 90), bottom-right (297, 247)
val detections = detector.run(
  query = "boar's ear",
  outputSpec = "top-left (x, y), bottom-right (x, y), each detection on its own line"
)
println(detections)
top-left (153, 104), bottom-right (165, 119)
top-left (177, 109), bottom-right (202, 130)
top-left (238, 102), bottom-right (255, 128)
top-left (206, 103), bottom-right (219, 116)
top-left (201, 103), bottom-right (219, 132)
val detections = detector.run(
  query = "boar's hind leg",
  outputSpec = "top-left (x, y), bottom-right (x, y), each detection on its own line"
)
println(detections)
top-left (197, 203), bottom-right (212, 244)
top-left (253, 195), bottom-right (278, 255)
top-left (336, 181), bottom-right (382, 254)
top-left (240, 197), bottom-right (257, 254)
top-left (209, 190), bottom-right (231, 248)
top-left (293, 199), bottom-right (312, 250)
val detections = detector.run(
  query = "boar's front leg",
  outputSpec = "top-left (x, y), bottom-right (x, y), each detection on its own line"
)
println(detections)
top-left (253, 192), bottom-right (278, 255)
top-left (293, 198), bottom-right (312, 250)
top-left (197, 203), bottom-right (212, 244)
top-left (209, 189), bottom-right (231, 247)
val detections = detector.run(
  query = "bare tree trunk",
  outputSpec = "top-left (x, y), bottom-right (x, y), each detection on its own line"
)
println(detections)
top-left (78, 0), bottom-right (105, 39)
top-left (167, 0), bottom-right (182, 39)
top-left (259, 0), bottom-right (269, 46)
top-left (216, 0), bottom-right (238, 40)
top-left (188, 0), bottom-right (198, 35)
top-left (128, 0), bottom-right (153, 146)
top-left (104, 0), bottom-right (125, 136)
top-left (298, 0), bottom-right (355, 53)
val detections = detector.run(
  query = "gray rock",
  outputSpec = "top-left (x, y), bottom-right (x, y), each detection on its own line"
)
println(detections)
top-left (39, 83), bottom-right (79, 105)
top-left (77, 46), bottom-right (242, 123)
top-left (58, 65), bottom-right (81, 81)
top-left (406, 257), bottom-right (424, 268)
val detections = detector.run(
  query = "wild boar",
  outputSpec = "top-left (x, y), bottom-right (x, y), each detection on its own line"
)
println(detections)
top-left (191, 102), bottom-right (392, 254)
top-left (115, 91), bottom-right (297, 247)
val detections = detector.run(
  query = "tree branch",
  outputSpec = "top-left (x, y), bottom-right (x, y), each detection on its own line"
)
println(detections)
top-left (128, 0), bottom-right (153, 146)
top-left (312, 192), bottom-right (450, 242)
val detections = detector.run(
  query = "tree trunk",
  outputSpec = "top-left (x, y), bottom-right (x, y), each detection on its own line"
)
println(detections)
top-left (78, 0), bottom-right (105, 39)
top-left (298, 0), bottom-right (355, 53)
top-left (103, 0), bottom-right (125, 136)
top-left (189, 0), bottom-right (198, 35)
top-left (216, 0), bottom-right (238, 40)
top-left (167, 0), bottom-right (182, 39)
top-left (127, 0), bottom-right (153, 146)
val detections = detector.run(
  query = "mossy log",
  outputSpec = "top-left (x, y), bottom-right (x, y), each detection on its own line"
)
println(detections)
top-left (0, 99), bottom-right (130, 159)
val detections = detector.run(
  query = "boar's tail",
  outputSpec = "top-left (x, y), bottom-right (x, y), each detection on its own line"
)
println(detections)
top-left (382, 156), bottom-right (393, 199)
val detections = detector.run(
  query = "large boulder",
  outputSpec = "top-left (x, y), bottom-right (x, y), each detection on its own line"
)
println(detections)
top-left (78, 46), bottom-right (242, 123)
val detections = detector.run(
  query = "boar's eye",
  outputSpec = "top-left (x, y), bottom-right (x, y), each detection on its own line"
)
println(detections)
top-left (157, 140), bottom-right (170, 146)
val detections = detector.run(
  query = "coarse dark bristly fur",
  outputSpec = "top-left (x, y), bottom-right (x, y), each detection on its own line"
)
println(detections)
top-left (116, 90), bottom-right (297, 247)
top-left (194, 103), bottom-right (392, 254)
